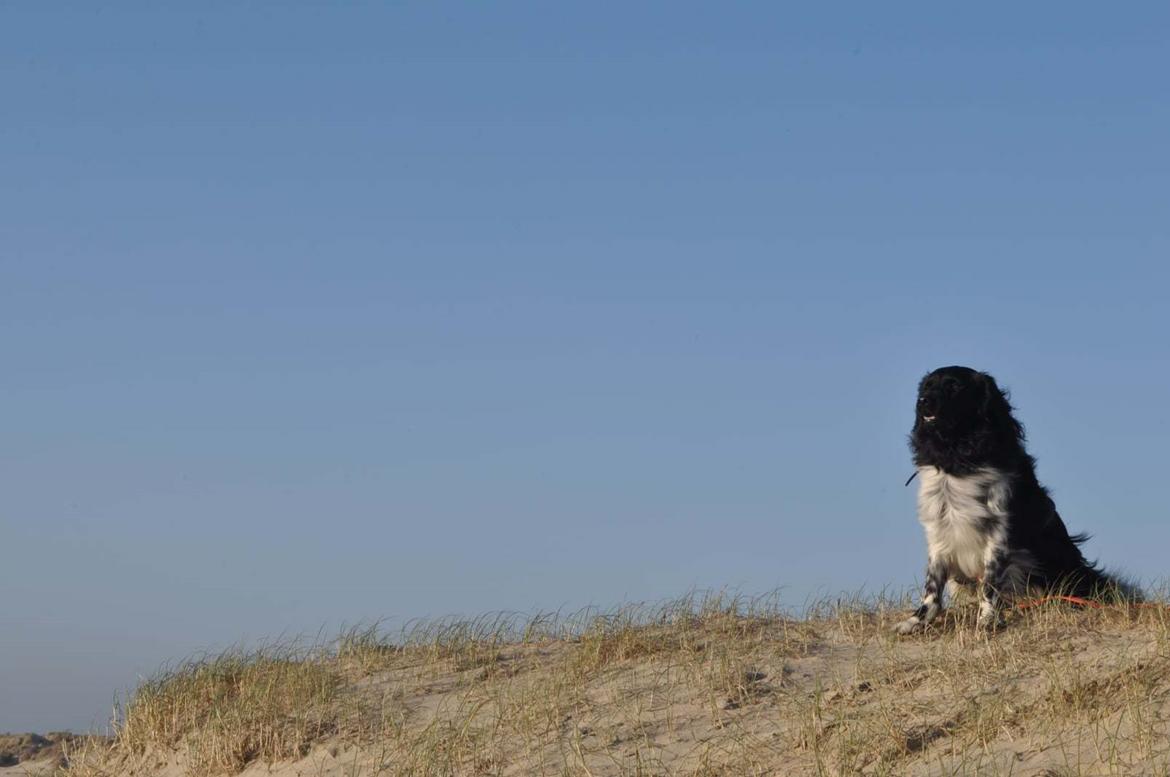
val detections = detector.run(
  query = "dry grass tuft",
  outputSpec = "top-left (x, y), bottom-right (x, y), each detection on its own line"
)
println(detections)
top-left (111, 646), bottom-right (342, 774)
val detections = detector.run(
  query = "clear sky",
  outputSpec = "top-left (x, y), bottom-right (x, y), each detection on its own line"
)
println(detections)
top-left (3, 3), bottom-right (1169, 733)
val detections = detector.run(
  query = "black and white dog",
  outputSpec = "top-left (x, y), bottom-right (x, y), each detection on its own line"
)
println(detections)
top-left (895, 366), bottom-right (1127, 634)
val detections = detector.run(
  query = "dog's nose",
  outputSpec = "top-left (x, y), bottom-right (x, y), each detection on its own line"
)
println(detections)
top-left (918, 395), bottom-right (940, 418)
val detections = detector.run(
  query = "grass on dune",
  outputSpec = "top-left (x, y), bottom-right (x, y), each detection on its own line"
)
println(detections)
top-left (60, 587), bottom-right (1170, 777)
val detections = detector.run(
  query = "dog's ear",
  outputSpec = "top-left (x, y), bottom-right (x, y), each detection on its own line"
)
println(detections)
top-left (977, 371), bottom-right (1024, 441)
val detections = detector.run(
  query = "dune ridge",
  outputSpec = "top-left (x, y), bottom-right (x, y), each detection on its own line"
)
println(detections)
top-left (13, 590), bottom-right (1170, 776)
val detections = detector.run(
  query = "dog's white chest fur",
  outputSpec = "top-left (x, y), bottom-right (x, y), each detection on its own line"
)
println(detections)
top-left (916, 466), bottom-right (1012, 582)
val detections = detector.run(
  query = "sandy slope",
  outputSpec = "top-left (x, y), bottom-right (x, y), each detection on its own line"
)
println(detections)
top-left (31, 596), bottom-right (1170, 775)
top-left (0, 733), bottom-right (81, 776)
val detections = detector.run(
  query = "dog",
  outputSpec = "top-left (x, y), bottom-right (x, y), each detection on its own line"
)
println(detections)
top-left (895, 366), bottom-right (1129, 634)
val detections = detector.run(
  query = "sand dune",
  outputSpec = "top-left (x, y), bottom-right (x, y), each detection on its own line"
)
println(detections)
top-left (0, 733), bottom-right (90, 776)
top-left (17, 591), bottom-right (1170, 775)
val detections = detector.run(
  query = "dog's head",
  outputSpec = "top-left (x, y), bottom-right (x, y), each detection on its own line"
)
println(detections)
top-left (914, 366), bottom-right (1022, 443)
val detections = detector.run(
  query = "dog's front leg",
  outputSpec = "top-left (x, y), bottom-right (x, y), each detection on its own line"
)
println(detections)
top-left (894, 560), bottom-right (948, 634)
top-left (978, 544), bottom-right (1010, 631)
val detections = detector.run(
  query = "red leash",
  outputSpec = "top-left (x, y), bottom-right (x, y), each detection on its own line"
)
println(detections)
top-left (1014, 595), bottom-right (1170, 611)
top-left (1014, 594), bottom-right (1104, 610)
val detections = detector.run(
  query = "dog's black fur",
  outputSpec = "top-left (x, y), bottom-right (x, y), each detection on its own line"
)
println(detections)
top-left (898, 366), bottom-right (1130, 632)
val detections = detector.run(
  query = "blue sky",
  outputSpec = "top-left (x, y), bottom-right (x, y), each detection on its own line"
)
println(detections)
top-left (2, 3), bottom-right (1169, 733)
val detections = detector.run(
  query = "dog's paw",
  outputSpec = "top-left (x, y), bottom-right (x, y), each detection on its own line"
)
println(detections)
top-left (893, 616), bottom-right (924, 635)
top-left (977, 599), bottom-right (1006, 632)
top-left (977, 612), bottom-right (1006, 632)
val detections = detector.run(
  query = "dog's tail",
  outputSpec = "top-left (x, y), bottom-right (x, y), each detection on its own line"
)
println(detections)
top-left (1064, 536), bottom-right (1142, 602)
